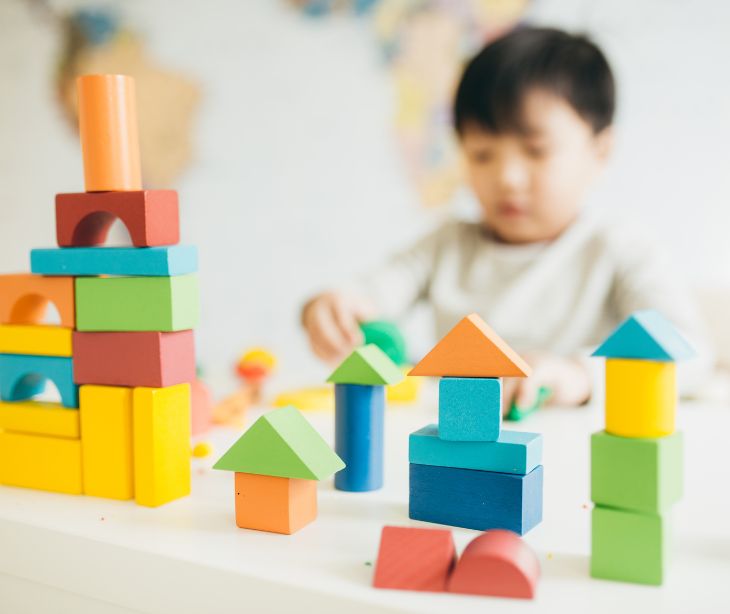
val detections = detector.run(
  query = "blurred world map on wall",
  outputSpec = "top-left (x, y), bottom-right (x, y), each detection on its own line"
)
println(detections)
top-left (288, 0), bottom-right (530, 207)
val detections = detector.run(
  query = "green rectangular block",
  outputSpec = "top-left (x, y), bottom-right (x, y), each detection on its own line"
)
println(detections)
top-left (75, 275), bottom-right (199, 332)
top-left (591, 430), bottom-right (683, 513)
top-left (591, 506), bottom-right (669, 585)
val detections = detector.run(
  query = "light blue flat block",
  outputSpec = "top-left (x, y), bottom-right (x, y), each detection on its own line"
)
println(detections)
top-left (592, 310), bottom-right (695, 362)
top-left (439, 377), bottom-right (501, 441)
top-left (30, 245), bottom-right (198, 277)
top-left (409, 424), bottom-right (542, 474)
top-left (0, 354), bottom-right (78, 408)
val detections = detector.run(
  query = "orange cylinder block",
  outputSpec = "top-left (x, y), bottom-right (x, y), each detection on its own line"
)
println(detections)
top-left (77, 74), bottom-right (142, 192)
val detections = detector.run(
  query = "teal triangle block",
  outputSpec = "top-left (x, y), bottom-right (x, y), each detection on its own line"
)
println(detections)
top-left (213, 406), bottom-right (345, 479)
top-left (327, 344), bottom-right (404, 385)
top-left (592, 310), bottom-right (696, 362)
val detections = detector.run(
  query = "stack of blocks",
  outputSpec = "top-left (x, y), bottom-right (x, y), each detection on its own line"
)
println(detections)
top-left (327, 344), bottom-right (403, 492)
top-left (590, 310), bottom-right (695, 585)
top-left (0, 74), bottom-right (199, 507)
top-left (407, 314), bottom-right (543, 534)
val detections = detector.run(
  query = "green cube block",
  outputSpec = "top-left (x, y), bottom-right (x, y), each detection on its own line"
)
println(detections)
top-left (76, 275), bottom-right (199, 332)
top-left (591, 430), bottom-right (683, 513)
top-left (591, 506), bottom-right (669, 585)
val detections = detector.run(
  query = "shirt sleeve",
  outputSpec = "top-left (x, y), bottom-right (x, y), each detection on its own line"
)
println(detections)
top-left (339, 222), bottom-right (456, 321)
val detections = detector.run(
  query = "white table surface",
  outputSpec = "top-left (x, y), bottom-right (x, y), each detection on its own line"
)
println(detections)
top-left (1, 390), bottom-right (729, 614)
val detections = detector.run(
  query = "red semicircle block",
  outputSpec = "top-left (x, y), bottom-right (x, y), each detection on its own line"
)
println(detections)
top-left (447, 529), bottom-right (540, 599)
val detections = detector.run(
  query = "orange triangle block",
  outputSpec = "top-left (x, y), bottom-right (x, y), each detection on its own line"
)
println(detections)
top-left (409, 314), bottom-right (531, 378)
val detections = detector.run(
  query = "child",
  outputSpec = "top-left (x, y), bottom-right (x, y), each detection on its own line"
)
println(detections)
top-left (302, 27), bottom-right (711, 409)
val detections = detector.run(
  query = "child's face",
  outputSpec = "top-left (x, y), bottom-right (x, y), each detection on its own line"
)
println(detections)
top-left (460, 88), bottom-right (612, 244)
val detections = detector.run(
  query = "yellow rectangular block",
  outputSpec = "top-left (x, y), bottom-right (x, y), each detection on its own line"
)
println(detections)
top-left (0, 400), bottom-right (79, 438)
top-left (133, 383), bottom-right (191, 507)
top-left (0, 324), bottom-right (73, 356)
top-left (80, 385), bottom-right (134, 500)
top-left (0, 431), bottom-right (82, 494)
top-left (605, 359), bottom-right (676, 438)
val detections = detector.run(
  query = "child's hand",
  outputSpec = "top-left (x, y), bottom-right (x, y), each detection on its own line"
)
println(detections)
top-left (301, 292), bottom-right (375, 364)
top-left (503, 351), bottom-right (592, 413)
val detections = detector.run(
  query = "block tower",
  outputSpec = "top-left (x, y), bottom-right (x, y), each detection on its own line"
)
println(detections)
top-left (327, 344), bottom-right (403, 492)
top-left (407, 314), bottom-right (543, 534)
top-left (0, 74), bottom-right (199, 507)
top-left (590, 310), bottom-right (695, 585)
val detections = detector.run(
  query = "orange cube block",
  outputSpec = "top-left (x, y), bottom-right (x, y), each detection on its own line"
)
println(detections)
top-left (77, 74), bottom-right (142, 192)
top-left (234, 472), bottom-right (317, 535)
top-left (0, 274), bottom-right (75, 327)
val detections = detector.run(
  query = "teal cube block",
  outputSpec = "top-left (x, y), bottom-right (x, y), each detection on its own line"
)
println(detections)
top-left (409, 424), bottom-right (541, 474)
top-left (438, 377), bottom-right (501, 441)
top-left (591, 431), bottom-right (683, 513)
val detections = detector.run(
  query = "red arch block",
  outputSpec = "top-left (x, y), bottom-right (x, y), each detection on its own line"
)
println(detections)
top-left (447, 529), bottom-right (540, 599)
top-left (0, 274), bottom-right (75, 328)
top-left (55, 191), bottom-right (179, 247)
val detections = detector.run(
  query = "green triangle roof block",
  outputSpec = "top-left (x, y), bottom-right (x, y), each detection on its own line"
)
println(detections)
top-left (327, 344), bottom-right (404, 385)
top-left (213, 406), bottom-right (345, 479)
top-left (592, 310), bottom-right (696, 362)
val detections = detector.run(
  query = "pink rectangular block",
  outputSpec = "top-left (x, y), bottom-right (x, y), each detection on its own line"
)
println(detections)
top-left (73, 330), bottom-right (196, 388)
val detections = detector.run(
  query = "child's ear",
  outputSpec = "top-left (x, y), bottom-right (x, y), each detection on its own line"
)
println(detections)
top-left (593, 126), bottom-right (615, 163)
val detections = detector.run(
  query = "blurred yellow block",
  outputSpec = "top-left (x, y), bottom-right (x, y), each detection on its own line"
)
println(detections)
top-left (133, 383), bottom-right (191, 507)
top-left (0, 431), bottom-right (82, 494)
top-left (273, 386), bottom-right (334, 411)
top-left (0, 324), bottom-right (73, 356)
top-left (0, 400), bottom-right (79, 438)
top-left (386, 367), bottom-right (421, 404)
top-left (605, 359), bottom-right (676, 438)
top-left (80, 385), bottom-right (134, 500)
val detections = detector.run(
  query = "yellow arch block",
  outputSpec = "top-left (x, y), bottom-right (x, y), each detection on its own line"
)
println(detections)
top-left (605, 359), bottom-right (676, 438)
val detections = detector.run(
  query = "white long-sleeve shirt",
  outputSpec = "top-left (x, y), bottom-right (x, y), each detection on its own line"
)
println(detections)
top-left (343, 211), bottom-right (713, 394)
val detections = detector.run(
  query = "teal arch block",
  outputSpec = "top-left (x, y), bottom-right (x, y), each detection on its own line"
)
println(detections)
top-left (31, 245), bottom-right (197, 277)
top-left (0, 354), bottom-right (78, 408)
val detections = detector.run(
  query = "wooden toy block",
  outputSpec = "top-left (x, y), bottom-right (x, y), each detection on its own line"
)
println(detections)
top-left (190, 379), bottom-right (213, 436)
top-left (214, 406), bottom-right (344, 480)
top-left (438, 377), bottom-right (502, 441)
top-left (409, 463), bottom-right (543, 534)
top-left (386, 366), bottom-right (421, 403)
top-left (360, 321), bottom-right (407, 366)
top-left (591, 430), bottom-right (683, 513)
top-left (0, 354), bottom-right (78, 408)
top-left (605, 359), bottom-right (676, 437)
top-left (133, 383), bottom-right (191, 507)
top-left (31, 245), bottom-right (197, 277)
top-left (592, 310), bottom-right (695, 362)
top-left (80, 385), bottom-right (134, 500)
top-left (409, 313), bottom-right (531, 378)
top-left (447, 529), bottom-right (540, 599)
top-left (327, 344), bottom-right (404, 386)
top-left (0, 400), bottom-right (79, 438)
top-left (77, 74), bottom-right (141, 192)
top-left (0, 274), bottom-right (75, 327)
top-left (334, 384), bottom-right (384, 492)
top-left (75, 274), bottom-right (198, 332)
top-left (0, 431), bottom-right (82, 494)
top-left (591, 506), bottom-right (668, 585)
top-left (73, 330), bottom-right (196, 387)
top-left (372, 526), bottom-right (456, 592)
top-left (0, 325), bottom-right (73, 357)
top-left (409, 424), bottom-right (542, 475)
top-left (233, 472), bottom-right (317, 534)
top-left (55, 191), bottom-right (179, 247)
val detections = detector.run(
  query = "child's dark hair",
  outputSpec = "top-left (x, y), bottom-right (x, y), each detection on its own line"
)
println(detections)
top-left (454, 27), bottom-right (615, 135)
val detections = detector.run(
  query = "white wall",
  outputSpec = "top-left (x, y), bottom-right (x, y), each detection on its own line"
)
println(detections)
top-left (1, 0), bottom-right (729, 393)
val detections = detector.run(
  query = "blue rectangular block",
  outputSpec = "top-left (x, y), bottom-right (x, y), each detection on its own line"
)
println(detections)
top-left (0, 354), bottom-right (78, 408)
top-left (409, 424), bottom-right (542, 475)
top-left (439, 377), bottom-right (501, 441)
top-left (30, 246), bottom-right (197, 277)
top-left (334, 383), bottom-right (384, 492)
top-left (409, 463), bottom-right (543, 534)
